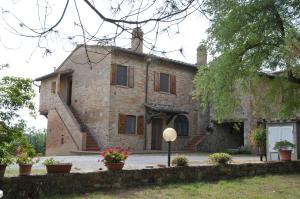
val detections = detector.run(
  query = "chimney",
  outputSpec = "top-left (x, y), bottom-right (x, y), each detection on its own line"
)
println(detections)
top-left (131, 27), bottom-right (143, 53)
top-left (196, 43), bottom-right (207, 66)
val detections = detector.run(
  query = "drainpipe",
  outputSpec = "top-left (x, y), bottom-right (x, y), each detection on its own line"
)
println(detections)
top-left (144, 57), bottom-right (151, 150)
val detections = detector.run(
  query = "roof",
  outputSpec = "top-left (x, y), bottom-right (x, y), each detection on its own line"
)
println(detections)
top-left (34, 45), bottom-right (198, 81)
top-left (111, 46), bottom-right (197, 70)
top-left (34, 69), bottom-right (73, 81)
top-left (144, 103), bottom-right (188, 114)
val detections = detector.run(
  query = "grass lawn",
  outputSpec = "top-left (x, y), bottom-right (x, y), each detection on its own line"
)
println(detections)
top-left (45, 174), bottom-right (300, 199)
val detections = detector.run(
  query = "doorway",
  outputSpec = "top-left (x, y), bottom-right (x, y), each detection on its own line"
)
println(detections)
top-left (151, 118), bottom-right (163, 150)
top-left (66, 77), bottom-right (72, 106)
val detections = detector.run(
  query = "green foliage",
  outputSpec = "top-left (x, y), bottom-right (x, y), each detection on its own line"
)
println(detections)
top-left (0, 73), bottom-right (37, 161)
top-left (172, 156), bottom-right (188, 166)
top-left (209, 153), bottom-right (232, 165)
top-left (43, 158), bottom-right (60, 166)
top-left (0, 143), bottom-right (14, 165)
top-left (274, 140), bottom-right (295, 150)
top-left (16, 147), bottom-right (39, 165)
top-left (194, 0), bottom-right (300, 121)
top-left (248, 127), bottom-right (266, 147)
top-left (26, 128), bottom-right (46, 155)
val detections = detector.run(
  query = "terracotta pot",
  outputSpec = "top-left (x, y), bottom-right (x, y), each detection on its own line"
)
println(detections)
top-left (279, 149), bottom-right (292, 161)
top-left (0, 164), bottom-right (7, 177)
top-left (105, 162), bottom-right (124, 171)
top-left (19, 164), bottom-right (32, 176)
top-left (46, 164), bottom-right (72, 174)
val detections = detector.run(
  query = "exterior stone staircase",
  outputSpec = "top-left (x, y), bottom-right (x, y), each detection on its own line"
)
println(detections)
top-left (54, 94), bottom-right (84, 150)
top-left (183, 134), bottom-right (207, 151)
top-left (69, 106), bottom-right (100, 151)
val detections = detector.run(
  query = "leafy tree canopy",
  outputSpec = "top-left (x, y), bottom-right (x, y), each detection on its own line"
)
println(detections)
top-left (0, 66), bottom-right (36, 155)
top-left (194, 0), bottom-right (300, 121)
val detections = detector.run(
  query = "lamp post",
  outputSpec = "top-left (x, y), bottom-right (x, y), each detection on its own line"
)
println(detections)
top-left (163, 128), bottom-right (177, 167)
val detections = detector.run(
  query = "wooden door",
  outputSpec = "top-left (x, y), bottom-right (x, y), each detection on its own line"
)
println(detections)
top-left (151, 118), bottom-right (163, 150)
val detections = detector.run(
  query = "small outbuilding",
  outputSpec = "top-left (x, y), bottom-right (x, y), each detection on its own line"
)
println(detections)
top-left (266, 120), bottom-right (300, 161)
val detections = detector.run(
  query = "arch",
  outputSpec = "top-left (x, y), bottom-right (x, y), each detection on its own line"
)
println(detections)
top-left (174, 115), bottom-right (189, 136)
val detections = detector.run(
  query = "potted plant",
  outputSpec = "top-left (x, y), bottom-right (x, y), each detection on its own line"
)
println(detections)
top-left (248, 127), bottom-right (266, 161)
top-left (43, 158), bottom-right (72, 174)
top-left (172, 156), bottom-right (188, 167)
top-left (16, 149), bottom-right (39, 176)
top-left (209, 153), bottom-right (232, 165)
top-left (101, 147), bottom-right (129, 170)
top-left (274, 140), bottom-right (295, 161)
top-left (0, 147), bottom-right (14, 177)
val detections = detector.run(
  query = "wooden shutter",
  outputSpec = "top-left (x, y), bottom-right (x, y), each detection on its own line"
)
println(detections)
top-left (118, 113), bottom-right (126, 134)
top-left (128, 66), bottom-right (134, 88)
top-left (170, 74), bottom-right (176, 94)
top-left (137, 116), bottom-right (144, 135)
top-left (154, 71), bottom-right (160, 91)
top-left (111, 64), bottom-right (117, 85)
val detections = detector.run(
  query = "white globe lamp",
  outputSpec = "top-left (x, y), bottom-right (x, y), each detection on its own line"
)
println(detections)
top-left (163, 128), bottom-right (177, 167)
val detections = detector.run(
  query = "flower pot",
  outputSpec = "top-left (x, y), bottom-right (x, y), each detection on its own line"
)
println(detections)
top-left (279, 149), bottom-right (292, 161)
top-left (46, 164), bottom-right (72, 174)
top-left (0, 164), bottom-right (7, 177)
top-left (19, 164), bottom-right (32, 176)
top-left (104, 162), bottom-right (124, 171)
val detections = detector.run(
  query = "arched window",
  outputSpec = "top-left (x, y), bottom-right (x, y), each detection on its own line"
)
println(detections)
top-left (174, 115), bottom-right (189, 136)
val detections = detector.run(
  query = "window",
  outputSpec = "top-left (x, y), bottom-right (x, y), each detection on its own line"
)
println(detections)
top-left (116, 65), bottom-right (128, 86)
top-left (125, 115), bottom-right (136, 134)
top-left (51, 81), bottom-right (56, 94)
top-left (154, 72), bottom-right (176, 94)
top-left (118, 114), bottom-right (144, 135)
top-left (160, 73), bottom-right (169, 92)
top-left (174, 115), bottom-right (189, 136)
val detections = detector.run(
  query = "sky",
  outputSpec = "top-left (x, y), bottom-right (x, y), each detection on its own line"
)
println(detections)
top-left (0, 0), bottom-right (209, 131)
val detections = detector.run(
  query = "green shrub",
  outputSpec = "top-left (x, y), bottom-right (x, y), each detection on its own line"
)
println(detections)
top-left (248, 127), bottom-right (266, 147)
top-left (172, 156), bottom-right (188, 166)
top-left (0, 144), bottom-right (14, 165)
top-left (43, 158), bottom-right (60, 166)
top-left (209, 153), bottom-right (232, 165)
top-left (274, 140), bottom-right (295, 150)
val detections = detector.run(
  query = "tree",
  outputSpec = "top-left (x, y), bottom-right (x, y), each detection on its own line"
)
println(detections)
top-left (26, 128), bottom-right (46, 155)
top-left (0, 0), bottom-right (205, 58)
top-left (194, 0), bottom-right (300, 121)
top-left (0, 67), bottom-right (36, 154)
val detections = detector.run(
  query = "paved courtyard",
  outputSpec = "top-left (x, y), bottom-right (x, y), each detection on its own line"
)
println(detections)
top-left (8, 153), bottom-right (260, 173)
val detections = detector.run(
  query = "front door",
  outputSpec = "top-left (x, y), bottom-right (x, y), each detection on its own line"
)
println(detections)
top-left (151, 118), bottom-right (163, 150)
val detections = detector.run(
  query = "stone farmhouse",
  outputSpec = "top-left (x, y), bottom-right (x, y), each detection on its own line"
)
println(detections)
top-left (35, 28), bottom-right (253, 155)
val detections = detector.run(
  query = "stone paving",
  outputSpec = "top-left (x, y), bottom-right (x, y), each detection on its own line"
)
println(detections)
top-left (8, 153), bottom-right (260, 173)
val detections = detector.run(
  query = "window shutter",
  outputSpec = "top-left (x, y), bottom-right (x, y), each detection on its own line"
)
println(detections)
top-left (154, 71), bottom-right (160, 91)
top-left (137, 116), bottom-right (144, 135)
top-left (128, 66), bottom-right (134, 88)
top-left (111, 64), bottom-right (117, 85)
top-left (170, 75), bottom-right (176, 94)
top-left (118, 113), bottom-right (126, 134)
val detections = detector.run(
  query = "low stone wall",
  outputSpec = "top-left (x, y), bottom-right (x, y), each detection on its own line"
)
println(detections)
top-left (1, 161), bottom-right (300, 198)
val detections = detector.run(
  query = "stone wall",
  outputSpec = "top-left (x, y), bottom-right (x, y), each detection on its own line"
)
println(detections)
top-left (1, 161), bottom-right (300, 198)
top-left (108, 51), bottom-right (203, 151)
top-left (198, 123), bottom-right (244, 152)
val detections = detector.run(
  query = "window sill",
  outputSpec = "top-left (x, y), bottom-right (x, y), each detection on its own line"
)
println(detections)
top-left (158, 91), bottom-right (176, 95)
top-left (115, 85), bottom-right (129, 89)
